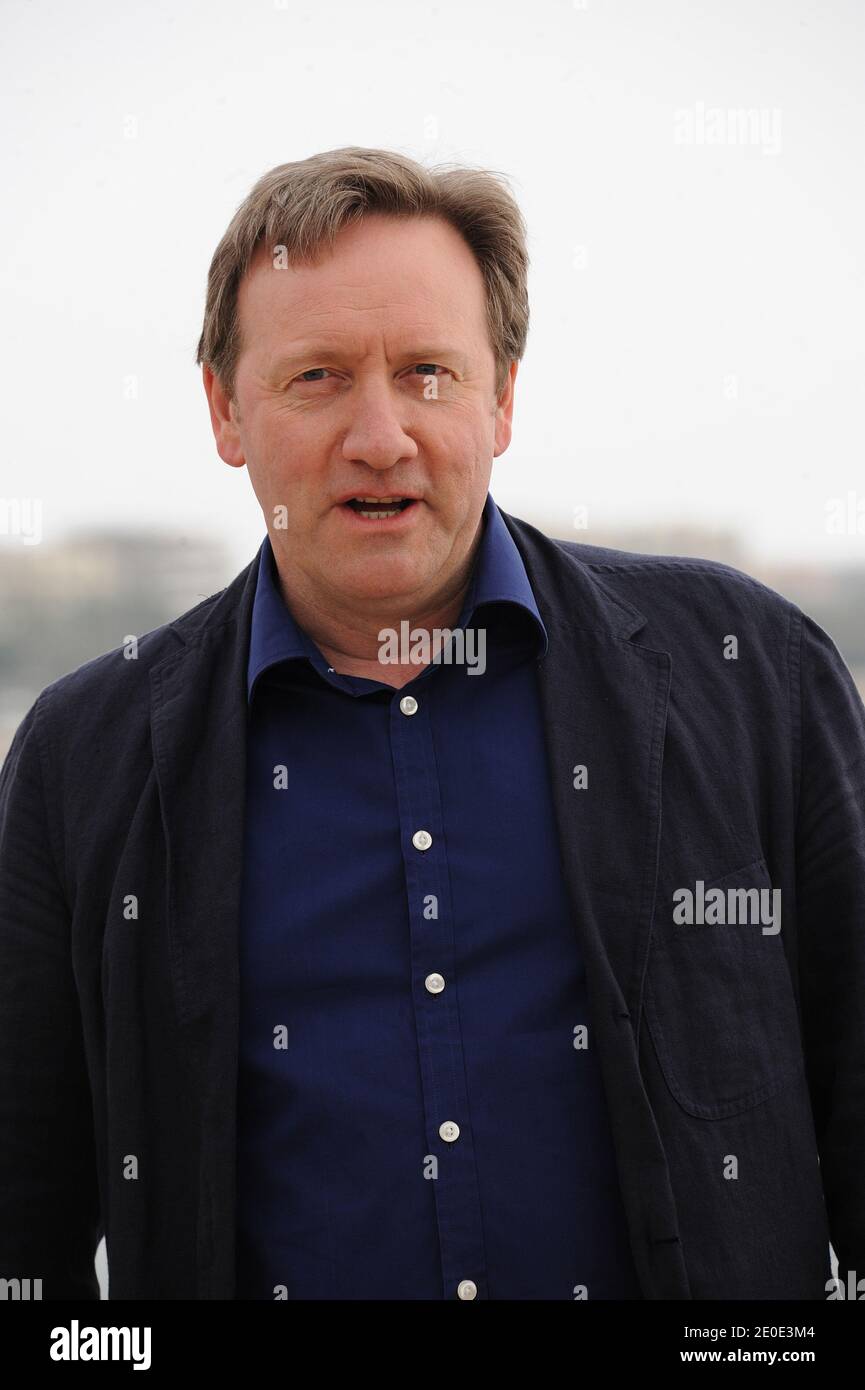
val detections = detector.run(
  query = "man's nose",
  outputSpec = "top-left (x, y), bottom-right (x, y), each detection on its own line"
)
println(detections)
top-left (340, 380), bottom-right (419, 469)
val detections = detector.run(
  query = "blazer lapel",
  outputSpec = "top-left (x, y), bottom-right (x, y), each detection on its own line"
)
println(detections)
top-left (150, 556), bottom-right (259, 1298)
top-left (502, 512), bottom-right (690, 1297)
top-left (501, 510), bottom-right (671, 1041)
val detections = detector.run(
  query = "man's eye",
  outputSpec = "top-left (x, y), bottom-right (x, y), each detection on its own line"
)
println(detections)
top-left (292, 364), bottom-right (446, 386)
top-left (296, 368), bottom-right (331, 383)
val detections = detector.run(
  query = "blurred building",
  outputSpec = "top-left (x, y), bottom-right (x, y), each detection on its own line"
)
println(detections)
top-left (1, 519), bottom-right (864, 763)
top-left (0, 531), bottom-right (234, 759)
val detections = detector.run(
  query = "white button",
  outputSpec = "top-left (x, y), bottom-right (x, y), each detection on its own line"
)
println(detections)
top-left (412, 829), bottom-right (432, 851)
top-left (439, 1120), bottom-right (460, 1142)
top-left (399, 695), bottom-right (418, 716)
top-left (425, 973), bottom-right (445, 994)
top-left (457, 1280), bottom-right (477, 1300)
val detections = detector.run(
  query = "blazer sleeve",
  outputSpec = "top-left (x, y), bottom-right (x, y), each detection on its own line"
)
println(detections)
top-left (794, 611), bottom-right (865, 1281)
top-left (0, 695), bottom-right (102, 1299)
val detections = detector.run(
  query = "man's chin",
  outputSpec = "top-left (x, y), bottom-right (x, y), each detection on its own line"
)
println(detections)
top-left (335, 567), bottom-right (426, 606)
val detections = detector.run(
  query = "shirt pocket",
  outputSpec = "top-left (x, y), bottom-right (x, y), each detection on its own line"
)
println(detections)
top-left (643, 856), bottom-right (804, 1118)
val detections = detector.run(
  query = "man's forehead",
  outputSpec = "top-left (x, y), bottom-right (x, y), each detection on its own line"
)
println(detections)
top-left (239, 227), bottom-right (485, 343)
top-left (241, 280), bottom-right (469, 350)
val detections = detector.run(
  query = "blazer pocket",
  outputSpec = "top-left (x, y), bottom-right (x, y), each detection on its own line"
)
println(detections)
top-left (643, 857), bottom-right (804, 1118)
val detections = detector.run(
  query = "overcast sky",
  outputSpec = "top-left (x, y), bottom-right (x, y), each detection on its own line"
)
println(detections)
top-left (2, 0), bottom-right (863, 572)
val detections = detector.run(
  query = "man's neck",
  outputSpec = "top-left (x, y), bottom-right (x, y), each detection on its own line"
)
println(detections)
top-left (272, 529), bottom-right (483, 691)
top-left (301, 596), bottom-right (469, 690)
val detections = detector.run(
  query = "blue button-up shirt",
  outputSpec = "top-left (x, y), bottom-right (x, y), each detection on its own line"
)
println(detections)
top-left (235, 492), bottom-right (643, 1300)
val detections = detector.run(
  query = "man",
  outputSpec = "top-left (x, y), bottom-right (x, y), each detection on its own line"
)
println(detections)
top-left (0, 147), bottom-right (862, 1301)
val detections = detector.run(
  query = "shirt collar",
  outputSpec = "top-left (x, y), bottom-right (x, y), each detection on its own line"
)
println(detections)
top-left (246, 491), bottom-right (548, 701)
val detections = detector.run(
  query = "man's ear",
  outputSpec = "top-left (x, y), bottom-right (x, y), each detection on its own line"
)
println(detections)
top-left (492, 360), bottom-right (518, 459)
top-left (202, 365), bottom-right (246, 469)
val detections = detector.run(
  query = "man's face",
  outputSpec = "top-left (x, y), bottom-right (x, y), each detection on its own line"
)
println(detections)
top-left (204, 213), bottom-right (517, 611)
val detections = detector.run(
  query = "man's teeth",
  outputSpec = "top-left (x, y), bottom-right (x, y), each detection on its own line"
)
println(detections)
top-left (350, 496), bottom-right (410, 518)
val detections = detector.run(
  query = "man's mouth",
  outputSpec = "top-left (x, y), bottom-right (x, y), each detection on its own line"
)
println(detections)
top-left (343, 497), bottom-right (418, 519)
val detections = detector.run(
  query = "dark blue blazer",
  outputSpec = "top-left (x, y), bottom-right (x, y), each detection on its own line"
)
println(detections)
top-left (1, 508), bottom-right (863, 1299)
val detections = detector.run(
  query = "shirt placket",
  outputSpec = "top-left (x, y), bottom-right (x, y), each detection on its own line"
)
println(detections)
top-left (389, 683), bottom-right (489, 1301)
